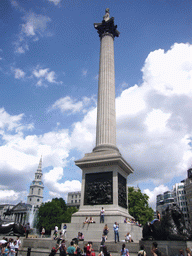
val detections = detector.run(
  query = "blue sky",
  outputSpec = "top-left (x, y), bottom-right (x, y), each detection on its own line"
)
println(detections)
top-left (0, 0), bottom-right (191, 209)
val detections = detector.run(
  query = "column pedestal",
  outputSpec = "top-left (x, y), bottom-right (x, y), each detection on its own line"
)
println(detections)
top-left (72, 150), bottom-right (133, 224)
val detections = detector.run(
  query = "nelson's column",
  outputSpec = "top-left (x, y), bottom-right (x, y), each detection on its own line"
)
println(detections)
top-left (72, 9), bottom-right (134, 224)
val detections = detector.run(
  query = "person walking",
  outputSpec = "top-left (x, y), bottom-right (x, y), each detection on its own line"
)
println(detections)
top-left (100, 207), bottom-right (105, 223)
top-left (26, 223), bottom-right (30, 238)
top-left (41, 227), bottom-right (45, 238)
top-left (103, 224), bottom-right (109, 240)
top-left (63, 224), bottom-right (67, 238)
top-left (113, 222), bottom-right (119, 243)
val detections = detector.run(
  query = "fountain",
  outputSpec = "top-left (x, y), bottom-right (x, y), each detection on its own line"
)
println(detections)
top-left (28, 205), bottom-right (35, 228)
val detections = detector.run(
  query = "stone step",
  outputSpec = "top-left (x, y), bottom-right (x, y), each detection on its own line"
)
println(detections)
top-left (57, 223), bottom-right (142, 243)
top-left (22, 238), bottom-right (139, 254)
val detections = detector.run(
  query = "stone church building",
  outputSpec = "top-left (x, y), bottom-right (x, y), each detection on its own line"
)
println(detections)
top-left (2, 157), bottom-right (44, 225)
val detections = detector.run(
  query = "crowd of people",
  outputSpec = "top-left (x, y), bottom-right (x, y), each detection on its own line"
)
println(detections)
top-left (0, 236), bottom-right (21, 256)
top-left (124, 218), bottom-right (142, 227)
top-left (49, 240), bottom-right (97, 256)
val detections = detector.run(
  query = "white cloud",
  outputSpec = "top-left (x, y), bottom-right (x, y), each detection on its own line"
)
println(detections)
top-left (14, 68), bottom-right (25, 79)
top-left (51, 96), bottom-right (96, 114)
top-left (82, 69), bottom-right (88, 77)
top-left (46, 71), bottom-right (56, 83)
top-left (14, 12), bottom-right (51, 54)
top-left (44, 167), bottom-right (81, 195)
top-left (0, 108), bottom-right (24, 131)
top-left (0, 190), bottom-right (24, 203)
top-left (21, 13), bottom-right (51, 37)
top-left (32, 66), bottom-right (60, 86)
top-left (70, 107), bottom-right (96, 152)
top-left (0, 108), bottom-right (72, 203)
top-left (144, 185), bottom-right (169, 210)
top-left (48, 0), bottom-right (61, 5)
top-left (145, 109), bottom-right (171, 132)
top-left (116, 43), bottom-right (192, 186)
top-left (142, 43), bottom-right (192, 96)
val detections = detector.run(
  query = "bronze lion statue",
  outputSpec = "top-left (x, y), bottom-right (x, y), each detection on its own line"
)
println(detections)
top-left (143, 203), bottom-right (191, 241)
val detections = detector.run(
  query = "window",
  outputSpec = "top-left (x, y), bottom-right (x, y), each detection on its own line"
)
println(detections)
top-left (31, 188), bottom-right (33, 194)
top-left (79, 199), bottom-right (81, 203)
top-left (75, 200), bottom-right (77, 203)
top-left (72, 195), bottom-right (73, 198)
top-left (30, 198), bottom-right (32, 201)
top-left (37, 199), bottom-right (39, 202)
top-left (38, 189), bottom-right (40, 195)
top-left (71, 200), bottom-right (73, 203)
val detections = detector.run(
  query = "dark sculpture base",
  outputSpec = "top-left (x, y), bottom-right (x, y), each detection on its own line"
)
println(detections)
top-left (139, 240), bottom-right (192, 256)
top-left (0, 220), bottom-right (25, 236)
top-left (143, 204), bottom-right (192, 241)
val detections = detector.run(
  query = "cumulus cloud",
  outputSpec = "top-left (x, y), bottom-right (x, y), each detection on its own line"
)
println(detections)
top-left (14, 68), bottom-right (25, 79)
top-left (0, 190), bottom-right (26, 203)
top-left (44, 167), bottom-right (81, 196)
top-left (116, 43), bottom-right (192, 187)
top-left (51, 96), bottom-right (96, 114)
top-left (48, 0), bottom-right (61, 5)
top-left (70, 107), bottom-right (96, 152)
top-left (32, 66), bottom-right (61, 86)
top-left (0, 108), bottom-right (73, 203)
top-left (14, 12), bottom-right (51, 54)
top-left (0, 108), bottom-right (26, 132)
top-left (144, 185), bottom-right (169, 209)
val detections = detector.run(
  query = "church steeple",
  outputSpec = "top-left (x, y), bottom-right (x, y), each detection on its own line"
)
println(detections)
top-left (27, 156), bottom-right (44, 207)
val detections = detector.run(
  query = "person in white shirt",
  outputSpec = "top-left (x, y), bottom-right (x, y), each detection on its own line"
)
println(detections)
top-left (100, 207), bottom-right (105, 223)
top-left (125, 232), bottom-right (132, 243)
top-left (14, 236), bottom-right (21, 256)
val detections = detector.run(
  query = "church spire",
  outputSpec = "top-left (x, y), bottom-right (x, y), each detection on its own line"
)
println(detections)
top-left (37, 155), bottom-right (42, 173)
top-left (27, 156), bottom-right (44, 207)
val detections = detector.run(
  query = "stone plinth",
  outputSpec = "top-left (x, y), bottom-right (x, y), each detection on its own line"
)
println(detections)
top-left (72, 150), bottom-right (133, 224)
top-left (139, 240), bottom-right (192, 256)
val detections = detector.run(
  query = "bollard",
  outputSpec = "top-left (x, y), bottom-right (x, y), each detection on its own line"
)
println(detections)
top-left (27, 247), bottom-right (31, 256)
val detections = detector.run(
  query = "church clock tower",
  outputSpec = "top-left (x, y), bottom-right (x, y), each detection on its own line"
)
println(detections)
top-left (27, 156), bottom-right (44, 207)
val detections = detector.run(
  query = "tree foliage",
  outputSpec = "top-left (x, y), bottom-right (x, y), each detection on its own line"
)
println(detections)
top-left (128, 187), bottom-right (153, 225)
top-left (37, 198), bottom-right (77, 233)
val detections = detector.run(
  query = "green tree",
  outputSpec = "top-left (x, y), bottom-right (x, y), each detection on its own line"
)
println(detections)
top-left (37, 198), bottom-right (77, 234)
top-left (128, 187), bottom-right (153, 225)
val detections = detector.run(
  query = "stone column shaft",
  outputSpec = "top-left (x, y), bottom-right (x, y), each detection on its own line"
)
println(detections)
top-left (96, 33), bottom-right (116, 149)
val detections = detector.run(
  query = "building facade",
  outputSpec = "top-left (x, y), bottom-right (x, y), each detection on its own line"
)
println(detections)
top-left (67, 192), bottom-right (81, 209)
top-left (173, 182), bottom-right (189, 227)
top-left (156, 191), bottom-right (174, 216)
top-left (156, 168), bottom-right (192, 228)
top-left (185, 167), bottom-right (192, 228)
top-left (27, 157), bottom-right (44, 207)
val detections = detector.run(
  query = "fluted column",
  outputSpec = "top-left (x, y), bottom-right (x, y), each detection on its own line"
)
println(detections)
top-left (93, 9), bottom-right (120, 152)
